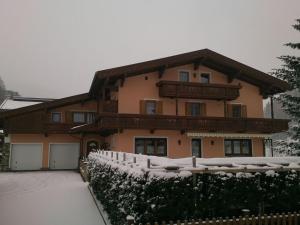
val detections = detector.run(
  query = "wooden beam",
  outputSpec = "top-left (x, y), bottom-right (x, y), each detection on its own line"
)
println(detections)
top-left (193, 57), bottom-right (206, 70)
top-left (158, 66), bottom-right (165, 79)
top-left (120, 75), bottom-right (125, 87)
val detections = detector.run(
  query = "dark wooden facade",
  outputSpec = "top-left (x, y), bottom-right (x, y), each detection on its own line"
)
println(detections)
top-left (72, 113), bottom-right (289, 134)
top-left (157, 80), bottom-right (240, 100)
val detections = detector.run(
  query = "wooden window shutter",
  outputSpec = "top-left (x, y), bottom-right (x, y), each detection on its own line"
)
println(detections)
top-left (140, 100), bottom-right (146, 114)
top-left (185, 102), bottom-right (191, 116)
top-left (48, 112), bottom-right (52, 122)
top-left (200, 103), bottom-right (207, 116)
top-left (241, 105), bottom-right (247, 118)
top-left (65, 111), bottom-right (73, 123)
top-left (156, 101), bottom-right (163, 114)
top-left (226, 104), bottom-right (233, 117)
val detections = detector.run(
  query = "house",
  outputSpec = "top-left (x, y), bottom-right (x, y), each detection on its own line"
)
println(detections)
top-left (0, 49), bottom-right (290, 170)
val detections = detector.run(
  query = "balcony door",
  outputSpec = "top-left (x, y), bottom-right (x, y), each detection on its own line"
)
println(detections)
top-left (191, 139), bottom-right (202, 157)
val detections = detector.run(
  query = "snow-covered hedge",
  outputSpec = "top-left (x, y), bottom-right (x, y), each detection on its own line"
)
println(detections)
top-left (88, 152), bottom-right (300, 225)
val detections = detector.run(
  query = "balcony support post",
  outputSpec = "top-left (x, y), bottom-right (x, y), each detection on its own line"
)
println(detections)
top-left (270, 96), bottom-right (274, 157)
top-left (175, 85), bottom-right (178, 115)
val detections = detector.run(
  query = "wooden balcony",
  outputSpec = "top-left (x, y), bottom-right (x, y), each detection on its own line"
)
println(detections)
top-left (45, 123), bottom-right (78, 133)
top-left (77, 113), bottom-right (289, 134)
top-left (103, 100), bottom-right (118, 113)
top-left (157, 81), bottom-right (240, 100)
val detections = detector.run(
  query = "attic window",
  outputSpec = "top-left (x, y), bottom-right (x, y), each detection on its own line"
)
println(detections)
top-left (200, 73), bottom-right (210, 83)
top-left (179, 71), bottom-right (189, 82)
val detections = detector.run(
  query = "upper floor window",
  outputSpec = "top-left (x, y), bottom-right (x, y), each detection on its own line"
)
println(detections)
top-left (179, 71), bottom-right (189, 82)
top-left (72, 112), bottom-right (96, 124)
top-left (226, 104), bottom-right (247, 118)
top-left (51, 112), bottom-right (62, 123)
top-left (200, 73), bottom-right (210, 83)
top-left (146, 101), bottom-right (157, 115)
top-left (73, 112), bottom-right (85, 123)
top-left (140, 100), bottom-right (163, 115)
top-left (232, 105), bottom-right (242, 118)
top-left (186, 102), bottom-right (206, 116)
top-left (224, 139), bottom-right (252, 156)
top-left (86, 112), bottom-right (96, 124)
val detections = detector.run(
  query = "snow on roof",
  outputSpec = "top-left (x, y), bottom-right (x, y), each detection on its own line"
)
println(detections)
top-left (0, 99), bottom-right (42, 110)
top-left (88, 151), bottom-right (300, 179)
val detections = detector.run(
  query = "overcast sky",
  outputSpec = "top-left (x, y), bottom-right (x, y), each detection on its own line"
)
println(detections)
top-left (0, 0), bottom-right (299, 98)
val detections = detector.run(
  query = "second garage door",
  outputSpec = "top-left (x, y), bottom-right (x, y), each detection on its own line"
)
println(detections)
top-left (49, 143), bottom-right (80, 170)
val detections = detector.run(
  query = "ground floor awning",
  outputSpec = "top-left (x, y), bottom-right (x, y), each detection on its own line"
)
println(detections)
top-left (187, 132), bottom-right (272, 138)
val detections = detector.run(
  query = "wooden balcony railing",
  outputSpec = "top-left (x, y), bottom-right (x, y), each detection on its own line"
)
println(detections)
top-left (90, 113), bottom-right (289, 134)
top-left (103, 100), bottom-right (118, 113)
top-left (46, 123), bottom-right (77, 133)
top-left (157, 80), bottom-right (240, 100)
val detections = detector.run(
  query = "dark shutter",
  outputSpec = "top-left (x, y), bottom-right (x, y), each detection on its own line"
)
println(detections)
top-left (241, 105), bottom-right (247, 118)
top-left (140, 100), bottom-right (146, 114)
top-left (156, 101), bottom-right (163, 114)
top-left (226, 104), bottom-right (233, 117)
top-left (185, 102), bottom-right (191, 116)
top-left (65, 111), bottom-right (73, 123)
top-left (200, 103), bottom-right (207, 116)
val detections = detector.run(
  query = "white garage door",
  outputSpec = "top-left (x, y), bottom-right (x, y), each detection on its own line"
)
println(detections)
top-left (10, 144), bottom-right (43, 170)
top-left (49, 143), bottom-right (80, 170)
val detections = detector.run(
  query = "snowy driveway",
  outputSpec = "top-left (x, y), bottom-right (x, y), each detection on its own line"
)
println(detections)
top-left (0, 171), bottom-right (105, 225)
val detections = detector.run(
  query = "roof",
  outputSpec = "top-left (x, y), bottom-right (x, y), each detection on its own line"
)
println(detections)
top-left (0, 97), bottom-right (55, 111)
top-left (89, 49), bottom-right (290, 96)
top-left (0, 93), bottom-right (90, 118)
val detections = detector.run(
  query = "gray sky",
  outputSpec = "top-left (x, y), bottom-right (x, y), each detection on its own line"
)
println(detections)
top-left (0, 0), bottom-right (299, 98)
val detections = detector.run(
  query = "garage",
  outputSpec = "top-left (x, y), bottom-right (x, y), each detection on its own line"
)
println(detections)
top-left (49, 143), bottom-right (80, 170)
top-left (10, 144), bottom-right (43, 170)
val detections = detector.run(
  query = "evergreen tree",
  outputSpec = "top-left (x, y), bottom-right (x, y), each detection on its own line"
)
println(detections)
top-left (0, 76), bottom-right (6, 103)
top-left (273, 19), bottom-right (300, 155)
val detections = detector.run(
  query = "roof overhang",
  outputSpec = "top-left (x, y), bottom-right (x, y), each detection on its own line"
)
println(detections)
top-left (89, 49), bottom-right (290, 97)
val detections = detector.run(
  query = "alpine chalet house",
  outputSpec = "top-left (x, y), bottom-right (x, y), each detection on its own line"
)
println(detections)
top-left (0, 49), bottom-right (290, 170)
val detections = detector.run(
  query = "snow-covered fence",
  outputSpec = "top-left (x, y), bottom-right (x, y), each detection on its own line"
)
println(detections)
top-left (87, 151), bottom-right (300, 225)
top-left (92, 150), bottom-right (300, 174)
top-left (126, 211), bottom-right (300, 225)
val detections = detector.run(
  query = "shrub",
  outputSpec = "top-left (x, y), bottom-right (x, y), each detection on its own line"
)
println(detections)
top-left (88, 153), bottom-right (300, 225)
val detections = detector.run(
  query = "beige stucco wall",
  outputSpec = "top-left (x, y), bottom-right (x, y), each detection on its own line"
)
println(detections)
top-left (117, 64), bottom-right (264, 118)
top-left (10, 134), bottom-right (103, 169)
top-left (106, 131), bottom-right (264, 158)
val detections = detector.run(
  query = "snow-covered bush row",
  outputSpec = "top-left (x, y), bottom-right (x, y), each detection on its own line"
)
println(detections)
top-left (87, 152), bottom-right (300, 225)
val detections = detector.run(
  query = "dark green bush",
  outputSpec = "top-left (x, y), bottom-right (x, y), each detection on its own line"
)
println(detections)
top-left (88, 157), bottom-right (300, 225)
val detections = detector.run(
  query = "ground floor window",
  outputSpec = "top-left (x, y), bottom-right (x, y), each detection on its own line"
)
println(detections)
top-left (224, 139), bottom-right (252, 156)
top-left (135, 138), bottom-right (167, 156)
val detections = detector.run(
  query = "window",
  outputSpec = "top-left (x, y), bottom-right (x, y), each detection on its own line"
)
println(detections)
top-left (179, 71), bottom-right (189, 82)
top-left (73, 112), bottom-right (85, 123)
top-left (232, 105), bottom-right (242, 118)
top-left (186, 102), bottom-right (206, 116)
top-left (135, 138), bottom-right (167, 156)
top-left (86, 112), bottom-right (96, 124)
top-left (146, 101), bottom-right (157, 115)
top-left (51, 112), bottom-right (61, 123)
top-left (224, 139), bottom-right (252, 156)
top-left (226, 104), bottom-right (247, 118)
top-left (140, 100), bottom-right (162, 115)
top-left (200, 73), bottom-right (210, 83)
top-left (72, 112), bottom-right (96, 123)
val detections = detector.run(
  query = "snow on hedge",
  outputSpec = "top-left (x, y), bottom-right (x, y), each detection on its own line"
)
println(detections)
top-left (88, 150), bottom-right (300, 176)
top-left (87, 151), bottom-right (300, 225)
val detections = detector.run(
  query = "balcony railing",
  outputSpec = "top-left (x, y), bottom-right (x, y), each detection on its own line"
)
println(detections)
top-left (86, 113), bottom-right (289, 134)
top-left (157, 80), bottom-right (240, 100)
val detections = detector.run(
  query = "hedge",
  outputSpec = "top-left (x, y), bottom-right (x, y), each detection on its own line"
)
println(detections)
top-left (87, 154), bottom-right (300, 225)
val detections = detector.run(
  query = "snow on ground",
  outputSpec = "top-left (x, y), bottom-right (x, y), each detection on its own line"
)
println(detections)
top-left (0, 171), bottom-right (104, 225)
